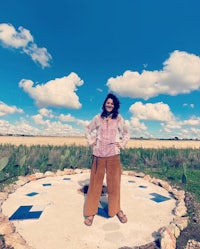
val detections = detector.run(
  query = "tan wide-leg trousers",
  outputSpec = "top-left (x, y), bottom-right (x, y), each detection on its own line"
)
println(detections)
top-left (84, 154), bottom-right (122, 217)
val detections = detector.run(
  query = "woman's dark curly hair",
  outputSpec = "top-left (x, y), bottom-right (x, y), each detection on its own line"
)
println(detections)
top-left (101, 93), bottom-right (120, 119)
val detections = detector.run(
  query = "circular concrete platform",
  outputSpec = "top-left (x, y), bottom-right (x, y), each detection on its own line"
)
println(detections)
top-left (2, 173), bottom-right (176, 249)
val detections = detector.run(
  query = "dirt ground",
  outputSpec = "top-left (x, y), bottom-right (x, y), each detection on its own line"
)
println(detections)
top-left (1, 136), bottom-right (200, 149)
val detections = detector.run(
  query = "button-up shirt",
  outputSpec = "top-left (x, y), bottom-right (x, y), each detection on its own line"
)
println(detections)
top-left (86, 114), bottom-right (130, 157)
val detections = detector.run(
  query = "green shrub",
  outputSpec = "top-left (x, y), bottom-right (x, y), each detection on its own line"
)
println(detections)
top-left (0, 144), bottom-right (200, 201)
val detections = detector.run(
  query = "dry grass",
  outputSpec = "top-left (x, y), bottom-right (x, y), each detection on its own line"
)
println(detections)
top-left (1, 136), bottom-right (200, 148)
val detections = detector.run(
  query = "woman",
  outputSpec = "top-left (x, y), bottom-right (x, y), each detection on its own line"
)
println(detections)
top-left (84, 93), bottom-right (130, 226)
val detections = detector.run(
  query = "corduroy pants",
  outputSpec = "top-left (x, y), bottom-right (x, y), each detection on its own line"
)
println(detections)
top-left (84, 154), bottom-right (122, 217)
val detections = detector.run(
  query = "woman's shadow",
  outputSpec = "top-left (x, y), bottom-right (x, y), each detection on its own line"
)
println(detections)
top-left (78, 180), bottom-right (109, 218)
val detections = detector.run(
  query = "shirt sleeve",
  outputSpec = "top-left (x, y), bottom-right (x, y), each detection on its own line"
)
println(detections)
top-left (85, 115), bottom-right (100, 146)
top-left (118, 115), bottom-right (130, 149)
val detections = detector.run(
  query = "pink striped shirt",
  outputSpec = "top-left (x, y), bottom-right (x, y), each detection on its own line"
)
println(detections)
top-left (85, 114), bottom-right (130, 157)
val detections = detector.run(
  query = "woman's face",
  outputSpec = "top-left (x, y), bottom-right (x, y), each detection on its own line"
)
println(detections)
top-left (105, 98), bottom-right (114, 113)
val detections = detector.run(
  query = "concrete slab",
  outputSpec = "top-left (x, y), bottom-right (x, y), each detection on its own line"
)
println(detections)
top-left (2, 173), bottom-right (176, 249)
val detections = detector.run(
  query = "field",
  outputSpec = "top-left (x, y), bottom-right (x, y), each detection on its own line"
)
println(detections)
top-left (1, 135), bottom-right (200, 248)
top-left (1, 135), bottom-right (200, 148)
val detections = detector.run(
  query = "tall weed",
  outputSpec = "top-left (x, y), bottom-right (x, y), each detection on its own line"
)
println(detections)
top-left (0, 144), bottom-right (200, 201)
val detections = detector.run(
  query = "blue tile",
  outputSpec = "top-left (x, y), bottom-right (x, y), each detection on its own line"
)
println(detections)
top-left (97, 202), bottom-right (109, 218)
top-left (139, 185), bottom-right (148, 188)
top-left (26, 192), bottom-right (38, 197)
top-left (150, 193), bottom-right (171, 203)
top-left (97, 207), bottom-right (109, 218)
top-left (43, 183), bottom-right (52, 186)
top-left (9, 205), bottom-right (43, 220)
top-left (63, 178), bottom-right (71, 181)
top-left (97, 196), bottom-right (109, 218)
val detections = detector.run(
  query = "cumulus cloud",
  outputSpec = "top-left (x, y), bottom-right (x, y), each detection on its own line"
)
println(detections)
top-left (31, 114), bottom-right (83, 136)
top-left (128, 117), bottom-right (151, 138)
top-left (0, 23), bottom-right (52, 68)
top-left (0, 101), bottom-right (23, 116)
top-left (41, 121), bottom-right (82, 136)
top-left (15, 119), bottom-right (39, 135)
top-left (29, 108), bottom-right (88, 136)
top-left (182, 116), bottom-right (200, 126)
top-left (59, 113), bottom-right (76, 122)
top-left (107, 50), bottom-right (200, 99)
top-left (0, 110), bottom-right (86, 136)
top-left (0, 118), bottom-right (39, 135)
top-left (160, 120), bottom-right (182, 133)
top-left (23, 43), bottom-right (52, 68)
top-left (19, 72), bottom-right (83, 109)
top-left (0, 120), bottom-right (11, 134)
top-left (0, 23), bottom-right (33, 47)
top-left (128, 101), bottom-right (183, 137)
top-left (129, 117), bottom-right (147, 131)
top-left (129, 102), bottom-right (175, 122)
top-left (39, 108), bottom-right (54, 118)
top-left (31, 114), bottom-right (50, 126)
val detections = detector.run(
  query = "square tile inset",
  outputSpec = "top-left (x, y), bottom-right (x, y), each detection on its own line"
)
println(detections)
top-left (139, 185), bottom-right (148, 189)
top-left (43, 183), bottom-right (52, 186)
top-left (9, 205), bottom-right (43, 220)
top-left (98, 202), bottom-right (109, 218)
top-left (128, 180), bottom-right (135, 183)
top-left (97, 196), bottom-right (109, 218)
top-left (26, 192), bottom-right (38, 197)
top-left (150, 193), bottom-right (171, 203)
top-left (63, 178), bottom-right (71, 181)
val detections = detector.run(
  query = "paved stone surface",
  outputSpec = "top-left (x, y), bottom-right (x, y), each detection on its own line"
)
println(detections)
top-left (2, 173), bottom-right (176, 249)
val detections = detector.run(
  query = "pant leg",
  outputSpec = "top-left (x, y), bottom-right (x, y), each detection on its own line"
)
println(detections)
top-left (106, 155), bottom-right (122, 217)
top-left (84, 156), bottom-right (106, 217)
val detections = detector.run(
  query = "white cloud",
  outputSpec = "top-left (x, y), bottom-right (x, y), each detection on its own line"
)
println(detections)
top-left (0, 101), bottom-right (23, 116)
top-left (160, 120), bottom-right (182, 133)
top-left (31, 115), bottom-right (83, 136)
top-left (127, 101), bottom-right (187, 138)
top-left (19, 72), bottom-right (83, 109)
top-left (29, 108), bottom-right (87, 136)
top-left (182, 116), bottom-right (200, 126)
top-left (32, 114), bottom-right (50, 125)
top-left (59, 113), bottom-right (76, 122)
top-left (40, 121), bottom-right (79, 136)
top-left (129, 102), bottom-right (175, 121)
top-left (129, 117), bottom-right (147, 130)
top-left (15, 119), bottom-right (39, 135)
top-left (0, 118), bottom-right (39, 135)
top-left (0, 23), bottom-right (33, 47)
top-left (58, 113), bottom-right (88, 127)
top-left (0, 23), bottom-right (52, 68)
top-left (0, 120), bottom-right (11, 134)
top-left (188, 128), bottom-right (200, 139)
top-left (23, 43), bottom-right (52, 68)
top-left (107, 50), bottom-right (200, 99)
top-left (128, 117), bottom-right (150, 138)
top-left (77, 119), bottom-right (89, 127)
top-left (39, 108), bottom-right (54, 118)
top-left (0, 115), bottom-right (85, 136)
top-left (129, 117), bottom-right (147, 131)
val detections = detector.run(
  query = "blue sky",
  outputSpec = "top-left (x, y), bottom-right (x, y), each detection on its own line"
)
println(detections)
top-left (1, 0), bottom-right (200, 139)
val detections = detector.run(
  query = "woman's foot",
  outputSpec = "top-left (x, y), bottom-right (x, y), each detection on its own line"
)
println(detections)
top-left (84, 215), bottom-right (94, 226)
top-left (116, 210), bottom-right (127, 223)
